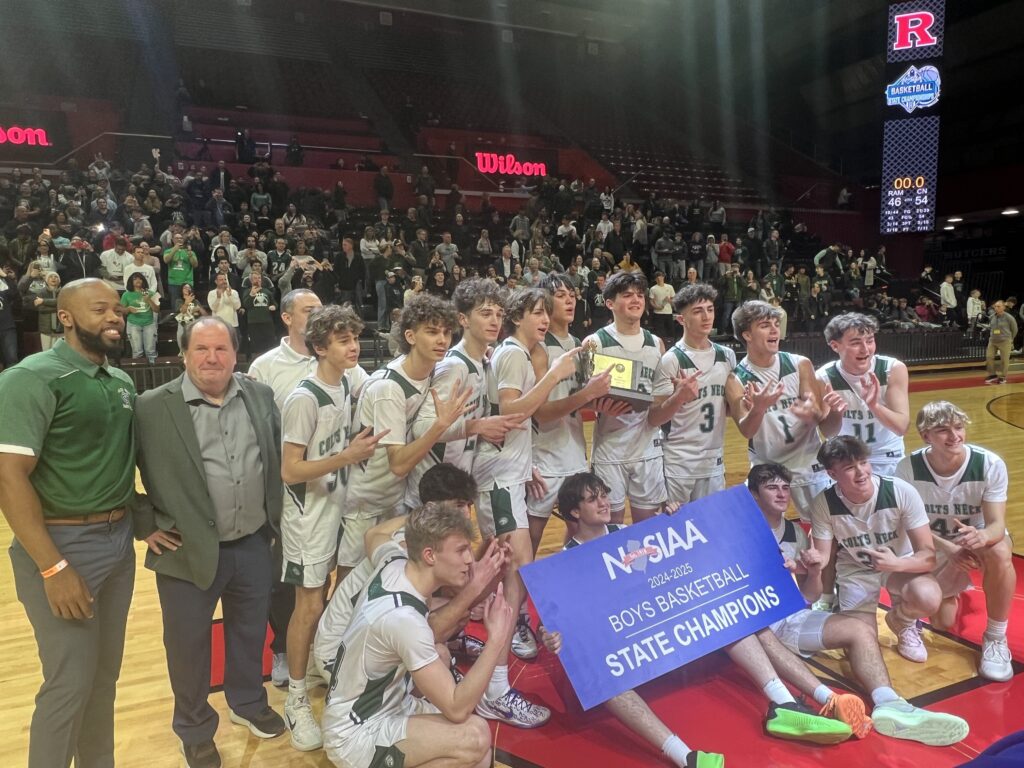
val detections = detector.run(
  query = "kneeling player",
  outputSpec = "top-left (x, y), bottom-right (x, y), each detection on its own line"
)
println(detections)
top-left (541, 472), bottom-right (853, 754)
top-left (749, 463), bottom-right (969, 745)
top-left (806, 437), bottom-right (943, 664)
top-left (896, 401), bottom-right (1015, 681)
top-left (322, 502), bottom-right (515, 768)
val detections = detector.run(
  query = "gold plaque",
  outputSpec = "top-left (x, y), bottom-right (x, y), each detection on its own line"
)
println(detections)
top-left (593, 353), bottom-right (636, 390)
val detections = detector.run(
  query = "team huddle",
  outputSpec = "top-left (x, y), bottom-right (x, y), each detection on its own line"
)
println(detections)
top-left (253, 271), bottom-right (1011, 768)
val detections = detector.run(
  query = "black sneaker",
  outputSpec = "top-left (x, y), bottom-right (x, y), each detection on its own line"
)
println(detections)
top-left (985, 375), bottom-right (999, 384)
top-left (181, 740), bottom-right (221, 768)
top-left (229, 707), bottom-right (286, 738)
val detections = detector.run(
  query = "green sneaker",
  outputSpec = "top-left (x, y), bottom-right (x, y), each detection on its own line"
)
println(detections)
top-left (765, 702), bottom-right (853, 744)
top-left (872, 699), bottom-right (969, 746)
top-left (686, 750), bottom-right (725, 768)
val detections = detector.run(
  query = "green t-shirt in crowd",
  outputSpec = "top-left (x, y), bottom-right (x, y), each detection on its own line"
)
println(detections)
top-left (121, 290), bottom-right (155, 326)
top-left (165, 246), bottom-right (195, 286)
top-left (0, 340), bottom-right (136, 517)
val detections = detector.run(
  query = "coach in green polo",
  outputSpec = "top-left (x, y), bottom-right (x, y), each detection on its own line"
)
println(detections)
top-left (0, 278), bottom-right (137, 768)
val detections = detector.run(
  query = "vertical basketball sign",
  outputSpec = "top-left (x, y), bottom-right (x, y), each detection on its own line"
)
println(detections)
top-left (880, 0), bottom-right (945, 235)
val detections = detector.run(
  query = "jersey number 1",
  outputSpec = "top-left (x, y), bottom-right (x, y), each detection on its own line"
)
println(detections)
top-left (852, 422), bottom-right (877, 444)
top-left (776, 414), bottom-right (795, 444)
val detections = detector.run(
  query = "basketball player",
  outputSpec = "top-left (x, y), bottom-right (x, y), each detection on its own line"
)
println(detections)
top-left (540, 472), bottom-right (853, 755)
top-left (248, 288), bottom-right (368, 686)
top-left (818, 313), bottom-right (909, 476)
top-left (585, 272), bottom-right (668, 524)
top-left (896, 401), bottom-right (1014, 681)
top-left (321, 502), bottom-right (515, 768)
top-left (341, 295), bottom-right (471, 577)
top-left (528, 273), bottom-right (613, 551)
top-left (404, 279), bottom-right (524, 510)
top-left (727, 300), bottom-right (829, 520)
top-left (650, 283), bottom-right (735, 508)
top-left (806, 436), bottom-right (943, 665)
top-left (471, 287), bottom-right (579, 725)
top-left (278, 306), bottom-right (389, 751)
top-left (750, 463), bottom-right (971, 745)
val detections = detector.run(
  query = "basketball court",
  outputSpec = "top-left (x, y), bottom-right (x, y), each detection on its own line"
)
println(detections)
top-left (1, 371), bottom-right (1021, 767)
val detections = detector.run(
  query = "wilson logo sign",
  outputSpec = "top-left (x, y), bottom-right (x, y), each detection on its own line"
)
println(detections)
top-left (475, 152), bottom-right (547, 177)
top-left (0, 125), bottom-right (51, 146)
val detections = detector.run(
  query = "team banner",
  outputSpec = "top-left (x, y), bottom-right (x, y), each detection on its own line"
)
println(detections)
top-left (521, 486), bottom-right (806, 710)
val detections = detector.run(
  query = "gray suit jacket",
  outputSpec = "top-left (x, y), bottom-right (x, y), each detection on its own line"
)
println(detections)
top-left (133, 372), bottom-right (282, 590)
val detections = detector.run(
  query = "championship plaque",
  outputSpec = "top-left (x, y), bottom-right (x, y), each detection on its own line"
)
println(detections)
top-left (578, 340), bottom-right (654, 411)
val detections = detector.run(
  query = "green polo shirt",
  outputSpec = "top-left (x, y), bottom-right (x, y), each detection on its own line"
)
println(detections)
top-left (0, 339), bottom-right (136, 517)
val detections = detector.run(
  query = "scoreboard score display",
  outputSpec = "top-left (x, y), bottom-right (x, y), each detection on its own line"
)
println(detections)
top-left (880, 0), bottom-right (945, 235)
top-left (881, 115), bottom-right (939, 234)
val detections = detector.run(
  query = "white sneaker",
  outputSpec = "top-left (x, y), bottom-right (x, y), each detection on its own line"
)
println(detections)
top-left (979, 634), bottom-right (1013, 682)
top-left (872, 699), bottom-right (969, 746)
top-left (271, 652), bottom-right (288, 688)
top-left (284, 695), bottom-right (323, 752)
top-left (885, 611), bottom-right (927, 663)
top-left (511, 615), bottom-right (539, 660)
top-left (476, 687), bottom-right (551, 728)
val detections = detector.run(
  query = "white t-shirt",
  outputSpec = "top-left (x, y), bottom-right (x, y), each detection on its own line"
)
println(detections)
top-left (649, 283), bottom-right (675, 315)
top-left (249, 338), bottom-right (368, 412)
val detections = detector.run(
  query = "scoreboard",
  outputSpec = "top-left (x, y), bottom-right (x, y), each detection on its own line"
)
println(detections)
top-left (881, 115), bottom-right (939, 234)
top-left (880, 1), bottom-right (945, 235)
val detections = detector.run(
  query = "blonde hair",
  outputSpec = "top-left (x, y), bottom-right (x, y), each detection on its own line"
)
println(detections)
top-left (916, 400), bottom-right (970, 433)
top-left (405, 501), bottom-right (477, 563)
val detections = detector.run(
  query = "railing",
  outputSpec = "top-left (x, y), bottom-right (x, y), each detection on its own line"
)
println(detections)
top-left (777, 329), bottom-right (987, 368)
top-left (0, 132), bottom-right (173, 169)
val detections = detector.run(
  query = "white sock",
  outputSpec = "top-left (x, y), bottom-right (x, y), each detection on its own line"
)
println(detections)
top-left (870, 686), bottom-right (900, 706)
top-left (985, 619), bottom-right (1008, 639)
top-left (816, 593), bottom-right (835, 608)
top-left (812, 684), bottom-right (833, 706)
top-left (288, 676), bottom-right (307, 700)
top-left (486, 665), bottom-right (510, 701)
top-left (762, 678), bottom-right (795, 705)
top-left (661, 733), bottom-right (691, 767)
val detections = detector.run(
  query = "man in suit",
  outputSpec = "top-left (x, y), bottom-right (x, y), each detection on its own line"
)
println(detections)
top-left (134, 316), bottom-right (285, 768)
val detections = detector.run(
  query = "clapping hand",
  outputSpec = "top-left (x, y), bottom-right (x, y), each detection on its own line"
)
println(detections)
top-left (789, 391), bottom-right (819, 423)
top-left (745, 380), bottom-right (785, 413)
top-left (859, 373), bottom-right (882, 410)
top-left (821, 382), bottom-right (847, 418)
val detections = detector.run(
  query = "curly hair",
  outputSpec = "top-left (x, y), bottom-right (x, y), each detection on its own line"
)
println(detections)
top-left (556, 471), bottom-right (612, 521)
top-left (398, 293), bottom-right (459, 354)
top-left (304, 304), bottom-right (364, 356)
top-left (672, 282), bottom-right (718, 313)
top-left (451, 277), bottom-right (508, 316)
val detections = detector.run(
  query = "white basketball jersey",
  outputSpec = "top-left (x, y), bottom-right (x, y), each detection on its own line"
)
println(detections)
top-left (654, 341), bottom-right (736, 479)
top-left (533, 331), bottom-right (588, 478)
top-left (587, 325), bottom-right (663, 465)
top-left (475, 336), bottom-right (536, 485)
top-left (734, 351), bottom-right (822, 485)
top-left (895, 445), bottom-right (1008, 541)
top-left (815, 356), bottom-right (905, 464)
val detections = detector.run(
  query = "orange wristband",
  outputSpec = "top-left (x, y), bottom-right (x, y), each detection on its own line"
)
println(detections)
top-left (41, 559), bottom-right (69, 579)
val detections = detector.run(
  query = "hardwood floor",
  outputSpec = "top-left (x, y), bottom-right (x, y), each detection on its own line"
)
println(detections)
top-left (1, 375), bottom-right (1021, 767)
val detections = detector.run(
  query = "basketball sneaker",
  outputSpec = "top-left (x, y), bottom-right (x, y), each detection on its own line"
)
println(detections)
top-left (284, 694), bottom-right (323, 751)
top-left (819, 693), bottom-right (872, 738)
top-left (447, 632), bottom-right (485, 661)
top-left (979, 634), bottom-right (1013, 682)
top-left (511, 614), bottom-right (539, 660)
top-left (686, 751), bottom-right (725, 768)
top-left (271, 652), bottom-right (288, 687)
top-left (871, 699), bottom-right (969, 746)
top-left (476, 687), bottom-right (551, 728)
top-left (764, 701), bottom-right (853, 744)
top-left (885, 611), bottom-right (927, 662)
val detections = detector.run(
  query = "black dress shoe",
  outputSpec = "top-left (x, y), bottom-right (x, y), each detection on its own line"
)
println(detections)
top-left (229, 706), bottom-right (286, 738)
top-left (181, 740), bottom-right (221, 768)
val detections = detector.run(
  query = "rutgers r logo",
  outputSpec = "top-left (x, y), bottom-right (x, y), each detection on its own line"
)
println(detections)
top-left (0, 125), bottom-right (51, 146)
top-left (892, 11), bottom-right (938, 50)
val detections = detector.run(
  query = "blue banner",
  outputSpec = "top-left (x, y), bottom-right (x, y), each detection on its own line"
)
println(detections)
top-left (520, 485), bottom-right (806, 710)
